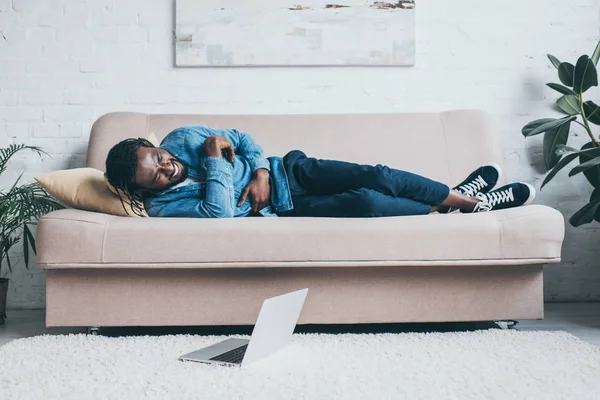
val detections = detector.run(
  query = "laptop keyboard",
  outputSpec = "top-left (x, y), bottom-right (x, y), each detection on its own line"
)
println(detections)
top-left (209, 344), bottom-right (248, 364)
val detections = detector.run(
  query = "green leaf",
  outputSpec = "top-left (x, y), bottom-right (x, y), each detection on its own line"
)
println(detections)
top-left (5, 253), bottom-right (12, 274)
top-left (555, 144), bottom-right (579, 155)
top-left (546, 83), bottom-right (577, 95)
top-left (569, 155), bottom-right (600, 176)
top-left (522, 116), bottom-right (576, 137)
top-left (24, 224), bottom-right (36, 255)
top-left (578, 142), bottom-right (600, 188)
top-left (22, 224), bottom-right (36, 269)
top-left (592, 42), bottom-right (600, 65)
top-left (540, 145), bottom-right (600, 188)
top-left (522, 118), bottom-right (555, 137)
top-left (543, 122), bottom-right (570, 169)
top-left (556, 95), bottom-right (581, 115)
top-left (558, 62), bottom-right (575, 87)
top-left (569, 198), bottom-right (600, 227)
top-left (573, 55), bottom-right (598, 94)
top-left (541, 151), bottom-right (581, 188)
top-left (592, 189), bottom-right (600, 222)
top-left (0, 145), bottom-right (47, 176)
top-left (582, 101), bottom-right (600, 125)
top-left (547, 54), bottom-right (561, 69)
top-left (22, 227), bottom-right (29, 267)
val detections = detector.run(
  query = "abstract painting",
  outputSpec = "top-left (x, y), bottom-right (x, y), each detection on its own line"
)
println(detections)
top-left (175, 0), bottom-right (415, 67)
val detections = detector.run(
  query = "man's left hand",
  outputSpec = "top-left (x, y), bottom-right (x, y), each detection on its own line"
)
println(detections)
top-left (237, 169), bottom-right (271, 213)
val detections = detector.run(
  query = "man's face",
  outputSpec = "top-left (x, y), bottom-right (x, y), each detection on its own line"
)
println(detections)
top-left (134, 147), bottom-right (189, 191)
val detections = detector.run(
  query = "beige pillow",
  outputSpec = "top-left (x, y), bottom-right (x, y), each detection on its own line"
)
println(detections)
top-left (35, 168), bottom-right (148, 217)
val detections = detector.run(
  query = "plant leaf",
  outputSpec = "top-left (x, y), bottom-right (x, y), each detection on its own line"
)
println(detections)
top-left (578, 142), bottom-right (600, 188)
top-left (522, 118), bottom-right (556, 137)
top-left (541, 152), bottom-right (581, 189)
top-left (592, 189), bottom-right (600, 222)
top-left (22, 226), bottom-right (29, 267)
top-left (548, 54), bottom-right (562, 69)
top-left (543, 122), bottom-right (570, 169)
top-left (5, 252), bottom-right (12, 274)
top-left (540, 146), bottom-right (600, 188)
top-left (555, 144), bottom-right (579, 155)
top-left (522, 116), bottom-right (576, 137)
top-left (571, 154), bottom-right (600, 176)
top-left (573, 55), bottom-right (598, 94)
top-left (582, 101), bottom-right (600, 125)
top-left (0, 145), bottom-right (48, 176)
top-left (546, 83), bottom-right (577, 95)
top-left (558, 62), bottom-right (575, 87)
top-left (23, 224), bottom-right (36, 255)
top-left (592, 41), bottom-right (600, 65)
top-left (569, 198), bottom-right (600, 227)
top-left (556, 95), bottom-right (581, 115)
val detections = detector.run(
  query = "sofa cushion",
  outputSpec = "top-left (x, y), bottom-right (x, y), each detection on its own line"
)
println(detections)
top-left (36, 205), bottom-right (564, 268)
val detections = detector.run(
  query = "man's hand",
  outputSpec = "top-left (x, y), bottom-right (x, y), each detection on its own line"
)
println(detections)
top-left (238, 169), bottom-right (271, 213)
top-left (204, 135), bottom-right (235, 163)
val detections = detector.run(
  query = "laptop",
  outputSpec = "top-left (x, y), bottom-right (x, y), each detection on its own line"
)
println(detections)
top-left (179, 288), bottom-right (309, 367)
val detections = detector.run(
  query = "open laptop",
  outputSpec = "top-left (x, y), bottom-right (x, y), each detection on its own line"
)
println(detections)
top-left (179, 288), bottom-right (309, 367)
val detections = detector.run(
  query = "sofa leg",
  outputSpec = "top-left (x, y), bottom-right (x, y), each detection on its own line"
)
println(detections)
top-left (87, 327), bottom-right (100, 336)
top-left (494, 320), bottom-right (518, 330)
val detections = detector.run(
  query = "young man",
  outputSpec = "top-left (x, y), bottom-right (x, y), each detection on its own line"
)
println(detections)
top-left (105, 125), bottom-right (535, 218)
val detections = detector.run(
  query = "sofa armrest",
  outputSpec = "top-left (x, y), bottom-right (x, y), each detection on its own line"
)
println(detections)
top-left (36, 209), bottom-right (115, 267)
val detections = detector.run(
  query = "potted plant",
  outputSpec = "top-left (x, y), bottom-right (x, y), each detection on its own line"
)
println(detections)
top-left (522, 42), bottom-right (600, 227)
top-left (0, 144), bottom-right (63, 325)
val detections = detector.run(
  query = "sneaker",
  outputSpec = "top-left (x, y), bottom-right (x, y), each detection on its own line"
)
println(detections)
top-left (454, 163), bottom-right (502, 197)
top-left (471, 182), bottom-right (536, 212)
top-left (447, 164), bottom-right (502, 213)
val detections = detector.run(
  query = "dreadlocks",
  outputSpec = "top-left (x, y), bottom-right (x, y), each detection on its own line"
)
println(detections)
top-left (105, 137), bottom-right (155, 217)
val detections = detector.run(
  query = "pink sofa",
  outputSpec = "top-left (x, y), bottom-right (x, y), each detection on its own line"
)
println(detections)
top-left (36, 110), bottom-right (565, 328)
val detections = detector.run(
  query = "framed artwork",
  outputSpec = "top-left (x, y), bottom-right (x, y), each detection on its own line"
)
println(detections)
top-left (175, 0), bottom-right (416, 67)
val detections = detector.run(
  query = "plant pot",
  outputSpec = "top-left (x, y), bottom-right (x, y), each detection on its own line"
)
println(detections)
top-left (0, 278), bottom-right (7, 325)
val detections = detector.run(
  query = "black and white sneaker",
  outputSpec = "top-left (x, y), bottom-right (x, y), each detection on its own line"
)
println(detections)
top-left (454, 163), bottom-right (502, 197)
top-left (447, 164), bottom-right (502, 213)
top-left (472, 182), bottom-right (536, 213)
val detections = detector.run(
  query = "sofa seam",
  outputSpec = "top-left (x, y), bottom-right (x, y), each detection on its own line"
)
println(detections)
top-left (438, 112), bottom-right (453, 184)
top-left (100, 218), bottom-right (110, 263)
top-left (41, 217), bottom-right (107, 225)
top-left (38, 257), bottom-right (562, 266)
top-left (496, 215), bottom-right (504, 259)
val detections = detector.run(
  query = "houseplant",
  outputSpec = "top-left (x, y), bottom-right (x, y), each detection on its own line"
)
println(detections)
top-left (522, 41), bottom-right (600, 227)
top-left (0, 144), bottom-right (63, 325)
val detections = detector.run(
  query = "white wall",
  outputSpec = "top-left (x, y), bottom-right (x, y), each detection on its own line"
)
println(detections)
top-left (1, 0), bottom-right (600, 308)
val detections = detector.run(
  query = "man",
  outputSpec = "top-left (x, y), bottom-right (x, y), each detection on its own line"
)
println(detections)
top-left (105, 125), bottom-right (535, 218)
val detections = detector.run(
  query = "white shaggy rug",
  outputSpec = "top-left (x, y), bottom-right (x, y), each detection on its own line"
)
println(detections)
top-left (1, 330), bottom-right (599, 400)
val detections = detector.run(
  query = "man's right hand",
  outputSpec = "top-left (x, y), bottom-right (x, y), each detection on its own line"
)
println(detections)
top-left (204, 135), bottom-right (235, 163)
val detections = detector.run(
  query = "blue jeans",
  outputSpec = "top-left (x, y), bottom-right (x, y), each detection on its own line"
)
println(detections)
top-left (281, 150), bottom-right (450, 217)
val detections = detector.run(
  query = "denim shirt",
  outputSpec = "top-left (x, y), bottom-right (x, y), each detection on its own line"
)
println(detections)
top-left (143, 125), bottom-right (293, 218)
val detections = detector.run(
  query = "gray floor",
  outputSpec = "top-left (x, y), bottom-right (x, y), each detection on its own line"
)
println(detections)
top-left (1, 302), bottom-right (599, 347)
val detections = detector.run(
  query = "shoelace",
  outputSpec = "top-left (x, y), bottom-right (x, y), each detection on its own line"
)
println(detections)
top-left (474, 188), bottom-right (514, 212)
top-left (457, 175), bottom-right (488, 197)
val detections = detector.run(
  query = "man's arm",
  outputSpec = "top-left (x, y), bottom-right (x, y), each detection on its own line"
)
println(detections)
top-left (229, 129), bottom-right (270, 173)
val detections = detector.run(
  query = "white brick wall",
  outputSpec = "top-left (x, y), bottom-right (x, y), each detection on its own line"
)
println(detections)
top-left (1, 0), bottom-right (600, 308)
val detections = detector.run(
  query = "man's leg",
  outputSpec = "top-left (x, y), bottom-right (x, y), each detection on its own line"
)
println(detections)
top-left (286, 188), bottom-right (433, 217)
top-left (287, 154), bottom-right (450, 206)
